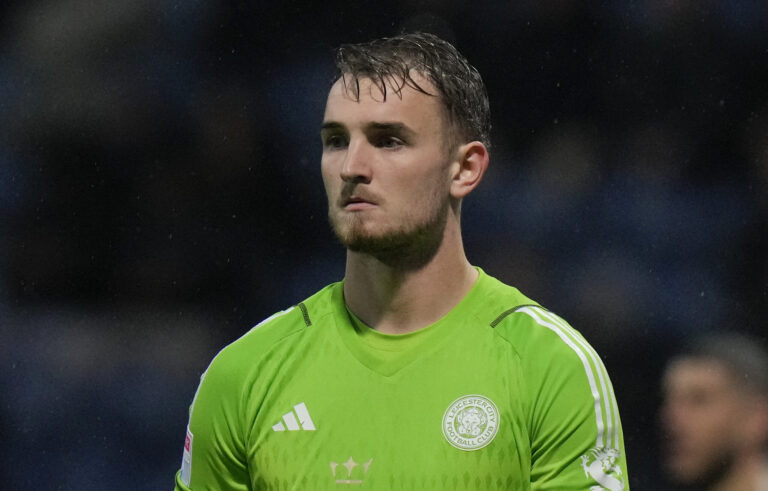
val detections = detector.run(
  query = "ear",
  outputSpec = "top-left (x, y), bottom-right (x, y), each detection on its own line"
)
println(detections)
top-left (450, 141), bottom-right (489, 199)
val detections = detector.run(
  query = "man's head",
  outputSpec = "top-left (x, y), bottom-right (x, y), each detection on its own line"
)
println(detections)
top-left (661, 333), bottom-right (768, 488)
top-left (320, 33), bottom-right (490, 266)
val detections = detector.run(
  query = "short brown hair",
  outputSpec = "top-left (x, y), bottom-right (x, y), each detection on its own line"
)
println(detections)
top-left (334, 32), bottom-right (491, 149)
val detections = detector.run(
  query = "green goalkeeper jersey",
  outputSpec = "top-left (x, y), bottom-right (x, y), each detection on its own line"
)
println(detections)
top-left (174, 269), bottom-right (628, 490)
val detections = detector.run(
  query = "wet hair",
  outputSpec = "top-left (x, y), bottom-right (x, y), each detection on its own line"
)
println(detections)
top-left (334, 32), bottom-right (491, 149)
top-left (674, 332), bottom-right (768, 396)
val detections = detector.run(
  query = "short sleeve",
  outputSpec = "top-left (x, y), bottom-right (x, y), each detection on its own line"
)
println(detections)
top-left (174, 349), bottom-right (251, 491)
top-left (515, 306), bottom-right (629, 491)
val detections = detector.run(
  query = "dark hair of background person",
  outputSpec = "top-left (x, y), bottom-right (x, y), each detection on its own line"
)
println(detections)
top-left (673, 332), bottom-right (768, 396)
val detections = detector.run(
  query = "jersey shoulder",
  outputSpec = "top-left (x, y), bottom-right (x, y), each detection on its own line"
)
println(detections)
top-left (206, 281), bottom-right (341, 375)
top-left (491, 301), bottom-right (594, 370)
top-left (472, 271), bottom-right (542, 324)
top-left (489, 294), bottom-right (611, 417)
top-left (479, 273), bottom-right (594, 372)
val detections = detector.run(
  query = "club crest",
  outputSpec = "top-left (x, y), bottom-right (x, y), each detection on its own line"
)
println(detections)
top-left (442, 394), bottom-right (499, 451)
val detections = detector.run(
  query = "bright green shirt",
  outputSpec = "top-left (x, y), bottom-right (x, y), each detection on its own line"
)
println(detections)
top-left (175, 270), bottom-right (628, 490)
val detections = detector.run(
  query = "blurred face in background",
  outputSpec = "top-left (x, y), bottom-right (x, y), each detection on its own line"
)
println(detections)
top-left (661, 358), bottom-right (766, 486)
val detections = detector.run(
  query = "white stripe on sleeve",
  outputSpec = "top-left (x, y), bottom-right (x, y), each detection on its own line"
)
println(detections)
top-left (517, 306), bottom-right (606, 449)
top-left (533, 308), bottom-right (617, 450)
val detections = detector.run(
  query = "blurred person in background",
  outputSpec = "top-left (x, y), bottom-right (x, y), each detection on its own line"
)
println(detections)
top-left (661, 333), bottom-right (768, 491)
top-left (174, 32), bottom-right (628, 490)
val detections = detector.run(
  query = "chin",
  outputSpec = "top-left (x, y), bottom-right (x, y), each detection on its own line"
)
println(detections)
top-left (332, 215), bottom-right (400, 249)
top-left (342, 232), bottom-right (402, 255)
top-left (329, 202), bottom-right (448, 265)
top-left (334, 224), bottom-right (387, 249)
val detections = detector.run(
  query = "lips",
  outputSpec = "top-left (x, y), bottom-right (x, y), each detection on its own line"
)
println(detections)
top-left (344, 196), bottom-right (373, 206)
top-left (342, 197), bottom-right (378, 211)
top-left (339, 186), bottom-right (378, 208)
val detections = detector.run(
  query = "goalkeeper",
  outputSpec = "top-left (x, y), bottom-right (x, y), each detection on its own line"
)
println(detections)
top-left (175, 32), bottom-right (629, 490)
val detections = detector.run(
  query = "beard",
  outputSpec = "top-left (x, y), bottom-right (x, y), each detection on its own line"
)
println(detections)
top-left (328, 193), bottom-right (449, 270)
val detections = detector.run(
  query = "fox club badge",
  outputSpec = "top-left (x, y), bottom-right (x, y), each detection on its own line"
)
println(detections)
top-left (442, 394), bottom-right (500, 451)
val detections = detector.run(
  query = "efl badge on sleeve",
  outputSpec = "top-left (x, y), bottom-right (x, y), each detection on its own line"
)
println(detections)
top-left (180, 426), bottom-right (193, 486)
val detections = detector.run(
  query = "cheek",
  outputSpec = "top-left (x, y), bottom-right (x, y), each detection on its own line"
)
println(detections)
top-left (320, 162), bottom-right (338, 197)
top-left (688, 404), bottom-right (738, 448)
top-left (393, 181), bottom-right (438, 215)
top-left (418, 170), bottom-right (453, 207)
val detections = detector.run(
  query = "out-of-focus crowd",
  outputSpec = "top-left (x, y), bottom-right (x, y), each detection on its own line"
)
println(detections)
top-left (1, 1), bottom-right (766, 488)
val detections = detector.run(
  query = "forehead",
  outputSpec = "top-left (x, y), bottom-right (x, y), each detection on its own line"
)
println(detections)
top-left (323, 74), bottom-right (445, 129)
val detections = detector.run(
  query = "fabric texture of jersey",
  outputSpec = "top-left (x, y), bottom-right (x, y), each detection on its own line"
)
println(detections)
top-left (174, 269), bottom-right (629, 490)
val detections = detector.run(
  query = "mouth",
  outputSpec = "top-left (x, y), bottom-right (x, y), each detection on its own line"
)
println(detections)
top-left (339, 188), bottom-right (378, 209)
top-left (342, 196), bottom-right (377, 210)
top-left (344, 196), bottom-right (372, 205)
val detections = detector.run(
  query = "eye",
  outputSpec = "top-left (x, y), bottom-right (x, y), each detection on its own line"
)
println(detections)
top-left (376, 135), bottom-right (405, 149)
top-left (323, 134), bottom-right (348, 150)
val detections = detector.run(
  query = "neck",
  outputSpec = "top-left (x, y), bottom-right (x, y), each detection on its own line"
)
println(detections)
top-left (709, 453), bottom-right (768, 491)
top-left (342, 216), bottom-right (477, 335)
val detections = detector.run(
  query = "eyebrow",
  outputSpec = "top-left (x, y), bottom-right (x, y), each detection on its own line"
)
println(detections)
top-left (320, 121), bottom-right (415, 138)
top-left (367, 122), bottom-right (414, 136)
top-left (320, 122), bottom-right (345, 132)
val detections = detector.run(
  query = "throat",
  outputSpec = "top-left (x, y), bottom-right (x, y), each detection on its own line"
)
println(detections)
top-left (343, 257), bottom-right (479, 335)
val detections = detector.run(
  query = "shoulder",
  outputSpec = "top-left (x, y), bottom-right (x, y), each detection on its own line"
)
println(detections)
top-left (185, 282), bottom-right (343, 441)
top-left (205, 281), bottom-right (341, 375)
top-left (492, 302), bottom-right (613, 415)
top-left (492, 304), bottom-right (586, 358)
top-left (493, 302), bottom-right (601, 376)
top-left (479, 273), bottom-right (602, 380)
top-left (468, 270), bottom-right (540, 323)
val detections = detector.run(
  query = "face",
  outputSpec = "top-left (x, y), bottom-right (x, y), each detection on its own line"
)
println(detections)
top-left (320, 74), bottom-right (456, 262)
top-left (660, 358), bottom-right (752, 485)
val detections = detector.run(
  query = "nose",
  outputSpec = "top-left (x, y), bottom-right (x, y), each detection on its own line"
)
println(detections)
top-left (340, 139), bottom-right (372, 184)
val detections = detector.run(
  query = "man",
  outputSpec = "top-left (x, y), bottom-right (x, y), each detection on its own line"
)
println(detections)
top-left (175, 32), bottom-right (628, 490)
top-left (661, 333), bottom-right (768, 490)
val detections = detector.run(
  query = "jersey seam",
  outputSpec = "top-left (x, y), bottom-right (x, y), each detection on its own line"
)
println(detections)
top-left (489, 303), bottom-right (547, 328)
top-left (495, 306), bottom-right (548, 439)
top-left (488, 306), bottom-right (543, 459)
top-left (297, 302), bottom-right (312, 326)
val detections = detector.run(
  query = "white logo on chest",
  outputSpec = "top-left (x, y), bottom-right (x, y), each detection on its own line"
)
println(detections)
top-left (272, 402), bottom-right (316, 431)
top-left (442, 394), bottom-right (500, 451)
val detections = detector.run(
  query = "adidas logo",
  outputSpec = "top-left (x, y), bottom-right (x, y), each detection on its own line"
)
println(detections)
top-left (271, 402), bottom-right (315, 431)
